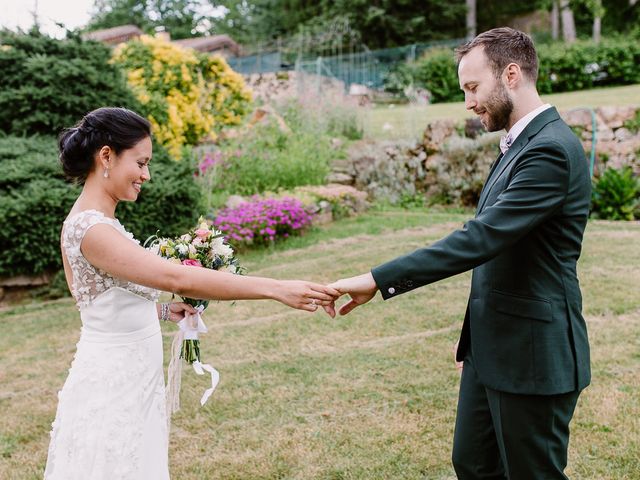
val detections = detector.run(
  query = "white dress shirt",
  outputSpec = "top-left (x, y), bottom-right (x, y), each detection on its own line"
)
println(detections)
top-left (500, 103), bottom-right (552, 154)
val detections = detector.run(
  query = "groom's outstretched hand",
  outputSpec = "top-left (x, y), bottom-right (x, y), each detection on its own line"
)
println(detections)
top-left (328, 272), bottom-right (378, 315)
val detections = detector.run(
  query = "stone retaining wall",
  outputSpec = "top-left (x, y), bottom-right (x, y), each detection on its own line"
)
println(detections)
top-left (330, 105), bottom-right (640, 205)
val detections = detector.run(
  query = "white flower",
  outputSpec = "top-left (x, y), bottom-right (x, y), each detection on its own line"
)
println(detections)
top-left (176, 244), bottom-right (188, 255)
top-left (180, 234), bottom-right (192, 242)
top-left (149, 244), bottom-right (160, 255)
top-left (188, 244), bottom-right (197, 256)
top-left (217, 243), bottom-right (234, 259)
top-left (219, 264), bottom-right (237, 274)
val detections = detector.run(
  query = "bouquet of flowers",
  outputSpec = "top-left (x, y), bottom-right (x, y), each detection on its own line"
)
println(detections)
top-left (146, 217), bottom-right (243, 415)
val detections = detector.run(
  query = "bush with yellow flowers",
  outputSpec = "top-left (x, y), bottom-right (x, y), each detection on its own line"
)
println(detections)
top-left (112, 35), bottom-right (252, 158)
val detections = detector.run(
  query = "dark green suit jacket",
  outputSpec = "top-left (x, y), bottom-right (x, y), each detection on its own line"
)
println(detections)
top-left (372, 107), bottom-right (591, 395)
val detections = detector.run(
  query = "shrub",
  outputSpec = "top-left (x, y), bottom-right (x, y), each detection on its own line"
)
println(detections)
top-left (112, 35), bottom-right (252, 158)
top-left (0, 30), bottom-right (140, 136)
top-left (388, 38), bottom-right (640, 103)
top-left (405, 48), bottom-right (464, 104)
top-left (291, 185), bottom-right (369, 220)
top-left (590, 167), bottom-right (640, 220)
top-left (537, 39), bottom-right (640, 94)
top-left (0, 135), bottom-right (202, 277)
top-left (623, 108), bottom-right (640, 134)
top-left (195, 100), bottom-right (343, 205)
top-left (213, 197), bottom-right (314, 247)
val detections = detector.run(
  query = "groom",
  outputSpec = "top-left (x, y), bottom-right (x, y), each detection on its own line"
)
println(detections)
top-left (330, 28), bottom-right (591, 479)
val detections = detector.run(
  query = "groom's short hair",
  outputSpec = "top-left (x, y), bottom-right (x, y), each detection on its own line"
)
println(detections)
top-left (455, 27), bottom-right (539, 84)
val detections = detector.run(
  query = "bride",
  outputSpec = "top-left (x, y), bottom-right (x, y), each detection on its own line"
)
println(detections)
top-left (44, 107), bottom-right (338, 479)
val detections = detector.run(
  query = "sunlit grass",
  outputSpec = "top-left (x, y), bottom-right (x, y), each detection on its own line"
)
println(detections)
top-left (1, 211), bottom-right (638, 479)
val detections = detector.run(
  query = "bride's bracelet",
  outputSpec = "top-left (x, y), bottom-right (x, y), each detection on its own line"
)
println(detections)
top-left (160, 303), bottom-right (170, 322)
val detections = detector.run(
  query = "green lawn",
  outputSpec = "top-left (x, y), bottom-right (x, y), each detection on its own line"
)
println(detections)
top-left (361, 83), bottom-right (640, 140)
top-left (1, 210), bottom-right (639, 479)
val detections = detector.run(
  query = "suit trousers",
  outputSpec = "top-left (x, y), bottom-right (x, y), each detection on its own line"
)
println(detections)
top-left (452, 354), bottom-right (580, 480)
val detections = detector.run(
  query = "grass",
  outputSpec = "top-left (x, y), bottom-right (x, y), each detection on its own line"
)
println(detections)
top-left (361, 83), bottom-right (640, 140)
top-left (1, 210), bottom-right (639, 479)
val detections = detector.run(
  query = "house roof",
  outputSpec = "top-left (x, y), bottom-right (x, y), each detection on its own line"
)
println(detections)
top-left (82, 25), bottom-right (143, 43)
top-left (172, 35), bottom-right (240, 56)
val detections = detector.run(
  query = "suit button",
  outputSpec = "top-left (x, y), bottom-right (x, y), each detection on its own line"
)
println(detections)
top-left (388, 287), bottom-right (396, 294)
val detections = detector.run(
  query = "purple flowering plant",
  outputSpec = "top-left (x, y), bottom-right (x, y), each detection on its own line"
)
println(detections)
top-left (214, 197), bottom-right (314, 246)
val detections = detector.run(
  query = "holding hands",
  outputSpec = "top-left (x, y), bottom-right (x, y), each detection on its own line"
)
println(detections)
top-left (274, 280), bottom-right (341, 313)
top-left (328, 272), bottom-right (379, 316)
top-left (271, 273), bottom-right (378, 318)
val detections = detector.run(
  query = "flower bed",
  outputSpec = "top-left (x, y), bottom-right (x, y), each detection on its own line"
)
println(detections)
top-left (213, 197), bottom-right (314, 247)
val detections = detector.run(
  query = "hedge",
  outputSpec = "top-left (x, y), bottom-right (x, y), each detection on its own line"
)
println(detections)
top-left (0, 30), bottom-right (140, 136)
top-left (0, 135), bottom-right (202, 277)
top-left (389, 38), bottom-right (640, 103)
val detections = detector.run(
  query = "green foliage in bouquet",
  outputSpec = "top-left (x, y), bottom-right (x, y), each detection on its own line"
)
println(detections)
top-left (590, 167), bottom-right (640, 221)
top-left (147, 216), bottom-right (244, 364)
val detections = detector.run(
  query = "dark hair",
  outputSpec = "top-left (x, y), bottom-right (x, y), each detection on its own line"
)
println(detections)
top-left (455, 27), bottom-right (539, 83)
top-left (59, 107), bottom-right (151, 184)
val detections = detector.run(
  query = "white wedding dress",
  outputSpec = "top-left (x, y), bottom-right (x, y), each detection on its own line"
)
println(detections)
top-left (44, 210), bottom-right (169, 480)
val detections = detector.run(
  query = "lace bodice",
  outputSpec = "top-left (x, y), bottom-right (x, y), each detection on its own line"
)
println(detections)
top-left (62, 210), bottom-right (160, 309)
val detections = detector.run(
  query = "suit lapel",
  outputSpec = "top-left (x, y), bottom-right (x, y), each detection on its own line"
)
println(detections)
top-left (476, 107), bottom-right (562, 213)
top-left (477, 151), bottom-right (504, 211)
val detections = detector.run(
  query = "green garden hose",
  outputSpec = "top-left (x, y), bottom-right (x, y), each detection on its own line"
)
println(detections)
top-left (568, 107), bottom-right (597, 178)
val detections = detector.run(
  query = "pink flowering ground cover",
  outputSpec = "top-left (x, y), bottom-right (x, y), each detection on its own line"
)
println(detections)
top-left (213, 197), bottom-right (314, 246)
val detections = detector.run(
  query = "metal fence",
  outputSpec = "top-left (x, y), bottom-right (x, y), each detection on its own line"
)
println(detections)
top-left (228, 39), bottom-right (464, 90)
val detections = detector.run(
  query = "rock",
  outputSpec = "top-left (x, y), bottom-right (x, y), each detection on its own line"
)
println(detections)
top-left (225, 195), bottom-right (247, 209)
top-left (597, 106), bottom-right (638, 129)
top-left (464, 117), bottom-right (485, 139)
top-left (330, 159), bottom-right (355, 175)
top-left (560, 109), bottom-right (592, 128)
top-left (423, 120), bottom-right (456, 154)
top-left (0, 274), bottom-right (50, 287)
top-left (326, 172), bottom-right (354, 185)
top-left (614, 127), bottom-right (634, 142)
top-left (595, 128), bottom-right (615, 142)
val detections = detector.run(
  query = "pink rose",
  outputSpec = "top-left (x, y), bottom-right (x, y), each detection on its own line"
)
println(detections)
top-left (182, 259), bottom-right (202, 267)
top-left (194, 228), bottom-right (211, 239)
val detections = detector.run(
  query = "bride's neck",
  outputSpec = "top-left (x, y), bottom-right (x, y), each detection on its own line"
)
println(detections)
top-left (75, 176), bottom-right (118, 218)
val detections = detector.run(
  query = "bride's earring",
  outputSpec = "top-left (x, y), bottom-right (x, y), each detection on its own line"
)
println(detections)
top-left (103, 167), bottom-right (109, 178)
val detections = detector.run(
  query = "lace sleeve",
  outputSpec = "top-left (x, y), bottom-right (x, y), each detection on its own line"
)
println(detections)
top-left (62, 210), bottom-right (160, 309)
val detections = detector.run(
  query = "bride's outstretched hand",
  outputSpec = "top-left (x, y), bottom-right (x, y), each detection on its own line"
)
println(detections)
top-left (274, 280), bottom-right (340, 316)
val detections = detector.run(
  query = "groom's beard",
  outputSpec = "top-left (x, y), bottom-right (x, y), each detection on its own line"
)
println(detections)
top-left (483, 81), bottom-right (514, 132)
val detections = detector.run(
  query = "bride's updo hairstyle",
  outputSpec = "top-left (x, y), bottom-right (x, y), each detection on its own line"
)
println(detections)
top-left (59, 107), bottom-right (151, 184)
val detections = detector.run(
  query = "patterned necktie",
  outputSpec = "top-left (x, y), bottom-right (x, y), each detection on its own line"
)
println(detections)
top-left (499, 132), bottom-right (514, 154)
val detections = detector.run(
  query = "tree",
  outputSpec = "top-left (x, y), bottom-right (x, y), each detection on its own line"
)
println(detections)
top-left (87, 0), bottom-right (208, 39)
top-left (208, 0), bottom-right (468, 50)
top-left (88, 0), bottom-right (153, 32)
top-left (466, 0), bottom-right (477, 40)
top-left (559, 0), bottom-right (577, 42)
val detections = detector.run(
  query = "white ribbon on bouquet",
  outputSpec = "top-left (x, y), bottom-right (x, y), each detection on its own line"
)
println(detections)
top-left (165, 305), bottom-right (220, 428)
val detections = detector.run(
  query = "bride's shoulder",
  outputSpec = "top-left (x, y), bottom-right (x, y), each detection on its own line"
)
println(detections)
top-left (64, 208), bottom-right (109, 224)
top-left (62, 209), bottom-right (120, 242)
